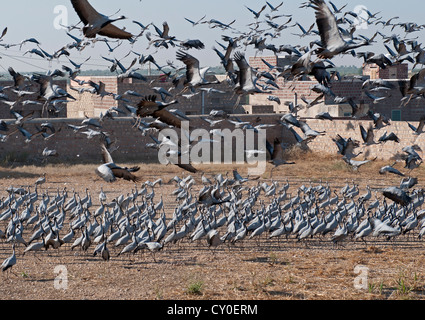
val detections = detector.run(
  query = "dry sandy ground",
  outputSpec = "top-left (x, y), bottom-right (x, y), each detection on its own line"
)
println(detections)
top-left (0, 156), bottom-right (425, 301)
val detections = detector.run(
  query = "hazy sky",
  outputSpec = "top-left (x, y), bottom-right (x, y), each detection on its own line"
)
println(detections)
top-left (0, 0), bottom-right (423, 73)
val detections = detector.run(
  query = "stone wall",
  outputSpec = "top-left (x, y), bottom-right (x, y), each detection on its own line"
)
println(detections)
top-left (0, 115), bottom-right (423, 166)
top-left (0, 114), bottom-right (290, 166)
top-left (299, 119), bottom-right (424, 161)
top-left (0, 80), bottom-right (68, 119)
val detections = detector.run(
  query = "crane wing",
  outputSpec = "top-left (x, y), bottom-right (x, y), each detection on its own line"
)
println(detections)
top-left (408, 68), bottom-right (425, 92)
top-left (382, 187), bottom-right (412, 206)
top-left (162, 22), bottom-right (170, 38)
top-left (310, 0), bottom-right (345, 51)
top-left (176, 50), bottom-right (201, 85)
top-left (176, 162), bottom-right (198, 174)
top-left (359, 125), bottom-right (368, 143)
top-left (152, 109), bottom-right (182, 129)
top-left (266, 140), bottom-right (274, 158)
top-left (234, 52), bottom-right (256, 92)
top-left (95, 164), bottom-right (116, 183)
top-left (111, 168), bottom-right (141, 182)
top-left (417, 116), bottom-right (425, 132)
top-left (272, 138), bottom-right (285, 161)
top-left (98, 24), bottom-right (133, 40)
top-left (137, 95), bottom-right (161, 117)
top-left (8, 67), bottom-right (27, 89)
top-left (100, 144), bottom-right (114, 164)
top-left (407, 122), bottom-right (418, 133)
top-left (70, 0), bottom-right (102, 25)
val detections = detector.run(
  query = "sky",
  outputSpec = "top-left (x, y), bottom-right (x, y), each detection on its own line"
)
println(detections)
top-left (0, 0), bottom-right (423, 73)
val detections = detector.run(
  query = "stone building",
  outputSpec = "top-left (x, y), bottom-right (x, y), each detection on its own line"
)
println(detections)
top-left (363, 63), bottom-right (408, 80)
top-left (66, 74), bottom-right (243, 118)
top-left (246, 56), bottom-right (422, 122)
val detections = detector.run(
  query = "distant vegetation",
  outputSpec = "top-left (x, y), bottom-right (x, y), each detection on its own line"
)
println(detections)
top-left (0, 65), bottom-right (377, 80)
top-left (77, 65), bottom-right (228, 77)
top-left (64, 65), bottom-right (361, 77)
top-left (332, 65), bottom-right (363, 76)
top-left (79, 69), bottom-right (115, 77)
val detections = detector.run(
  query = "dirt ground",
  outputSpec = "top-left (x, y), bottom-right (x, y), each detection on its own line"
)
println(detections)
top-left (1, 156), bottom-right (425, 301)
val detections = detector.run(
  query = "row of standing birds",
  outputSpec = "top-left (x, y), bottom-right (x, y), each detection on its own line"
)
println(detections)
top-left (2, 170), bottom-right (425, 274)
top-left (1, 0), bottom-right (425, 180)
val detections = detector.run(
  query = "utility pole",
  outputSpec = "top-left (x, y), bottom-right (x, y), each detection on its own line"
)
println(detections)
top-left (201, 91), bottom-right (205, 115)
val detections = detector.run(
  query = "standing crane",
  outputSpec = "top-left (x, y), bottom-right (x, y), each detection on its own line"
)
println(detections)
top-left (1, 244), bottom-right (16, 277)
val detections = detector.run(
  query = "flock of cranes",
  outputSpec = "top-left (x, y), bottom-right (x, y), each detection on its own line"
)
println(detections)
top-left (2, 171), bottom-right (425, 275)
top-left (0, 0), bottom-right (425, 275)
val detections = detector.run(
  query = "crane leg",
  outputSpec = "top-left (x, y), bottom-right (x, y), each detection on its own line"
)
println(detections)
top-left (132, 117), bottom-right (142, 128)
top-left (233, 95), bottom-right (241, 111)
top-left (150, 252), bottom-right (156, 263)
top-left (270, 166), bottom-right (276, 180)
top-left (34, 252), bottom-right (42, 261)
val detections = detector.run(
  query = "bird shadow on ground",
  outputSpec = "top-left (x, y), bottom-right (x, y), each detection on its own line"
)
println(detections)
top-left (26, 277), bottom-right (55, 283)
top-left (121, 261), bottom-right (154, 269)
top-left (243, 256), bottom-right (272, 264)
top-left (120, 258), bottom-right (206, 269)
top-left (345, 121), bottom-right (356, 131)
top-left (267, 290), bottom-right (306, 299)
top-left (243, 256), bottom-right (290, 266)
top-left (0, 170), bottom-right (40, 179)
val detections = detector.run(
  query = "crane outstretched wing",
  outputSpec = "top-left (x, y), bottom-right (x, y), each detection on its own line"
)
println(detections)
top-left (111, 168), bottom-right (142, 182)
top-left (100, 144), bottom-right (114, 164)
top-left (153, 109), bottom-right (182, 129)
top-left (310, 0), bottom-right (345, 51)
top-left (70, 0), bottom-right (101, 25)
top-left (98, 24), bottom-right (133, 40)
